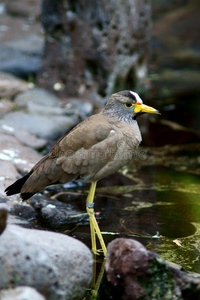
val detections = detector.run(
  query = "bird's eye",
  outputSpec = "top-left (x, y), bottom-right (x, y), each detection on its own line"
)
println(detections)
top-left (124, 102), bottom-right (134, 109)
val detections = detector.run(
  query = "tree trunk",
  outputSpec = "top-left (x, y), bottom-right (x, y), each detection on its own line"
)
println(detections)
top-left (38, 0), bottom-right (151, 100)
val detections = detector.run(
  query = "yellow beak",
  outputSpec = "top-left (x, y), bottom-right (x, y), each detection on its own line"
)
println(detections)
top-left (134, 103), bottom-right (160, 114)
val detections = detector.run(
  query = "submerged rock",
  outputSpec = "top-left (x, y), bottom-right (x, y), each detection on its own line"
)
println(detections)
top-left (0, 224), bottom-right (93, 300)
top-left (29, 194), bottom-right (87, 230)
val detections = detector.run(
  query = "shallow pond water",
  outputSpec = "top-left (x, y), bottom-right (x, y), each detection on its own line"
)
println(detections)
top-left (52, 164), bottom-right (200, 274)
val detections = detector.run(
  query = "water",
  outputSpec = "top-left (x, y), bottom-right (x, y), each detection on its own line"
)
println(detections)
top-left (53, 164), bottom-right (200, 273)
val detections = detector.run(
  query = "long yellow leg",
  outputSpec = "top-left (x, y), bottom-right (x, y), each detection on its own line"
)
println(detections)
top-left (86, 181), bottom-right (107, 256)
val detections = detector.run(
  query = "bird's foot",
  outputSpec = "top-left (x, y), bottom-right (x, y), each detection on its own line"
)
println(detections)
top-left (92, 248), bottom-right (105, 256)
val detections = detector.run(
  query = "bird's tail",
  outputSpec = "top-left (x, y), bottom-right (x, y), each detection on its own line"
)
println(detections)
top-left (4, 173), bottom-right (33, 200)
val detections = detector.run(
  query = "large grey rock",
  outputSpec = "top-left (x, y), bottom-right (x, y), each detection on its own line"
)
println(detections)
top-left (1, 111), bottom-right (78, 139)
top-left (0, 286), bottom-right (46, 300)
top-left (0, 224), bottom-right (93, 300)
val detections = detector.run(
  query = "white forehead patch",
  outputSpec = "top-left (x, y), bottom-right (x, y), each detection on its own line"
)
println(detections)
top-left (129, 91), bottom-right (143, 104)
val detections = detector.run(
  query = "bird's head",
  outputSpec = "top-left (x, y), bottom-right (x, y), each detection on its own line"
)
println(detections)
top-left (103, 90), bottom-right (160, 122)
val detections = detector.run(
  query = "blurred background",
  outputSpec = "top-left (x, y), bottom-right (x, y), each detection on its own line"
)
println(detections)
top-left (0, 0), bottom-right (200, 145)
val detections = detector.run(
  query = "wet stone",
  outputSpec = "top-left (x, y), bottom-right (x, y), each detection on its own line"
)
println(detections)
top-left (0, 195), bottom-right (38, 229)
top-left (30, 194), bottom-right (87, 230)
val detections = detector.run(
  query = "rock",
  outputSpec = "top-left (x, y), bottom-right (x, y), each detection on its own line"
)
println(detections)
top-left (65, 98), bottom-right (93, 117)
top-left (0, 45), bottom-right (42, 80)
top-left (29, 194), bottom-right (87, 230)
top-left (27, 102), bottom-right (66, 116)
top-left (0, 224), bottom-right (93, 300)
top-left (14, 88), bottom-right (93, 117)
top-left (0, 286), bottom-right (46, 300)
top-left (14, 88), bottom-right (61, 109)
top-left (0, 2), bottom-right (43, 80)
top-left (0, 72), bottom-right (28, 98)
top-left (0, 99), bottom-right (14, 118)
top-left (4, 34), bottom-right (44, 56)
top-left (105, 238), bottom-right (200, 300)
top-left (0, 124), bottom-right (47, 150)
top-left (0, 133), bottom-right (43, 174)
top-left (13, 130), bottom-right (47, 150)
top-left (0, 123), bottom-right (47, 150)
top-left (0, 195), bottom-right (37, 229)
top-left (0, 203), bottom-right (9, 234)
top-left (6, 0), bottom-right (41, 19)
top-left (16, 88), bottom-right (67, 115)
top-left (1, 111), bottom-right (78, 139)
top-left (0, 161), bottom-right (21, 195)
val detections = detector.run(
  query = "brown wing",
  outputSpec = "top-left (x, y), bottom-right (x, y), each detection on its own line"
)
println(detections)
top-left (21, 114), bottom-right (120, 194)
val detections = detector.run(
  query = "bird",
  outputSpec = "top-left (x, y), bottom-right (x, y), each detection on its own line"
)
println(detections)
top-left (5, 90), bottom-right (159, 256)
